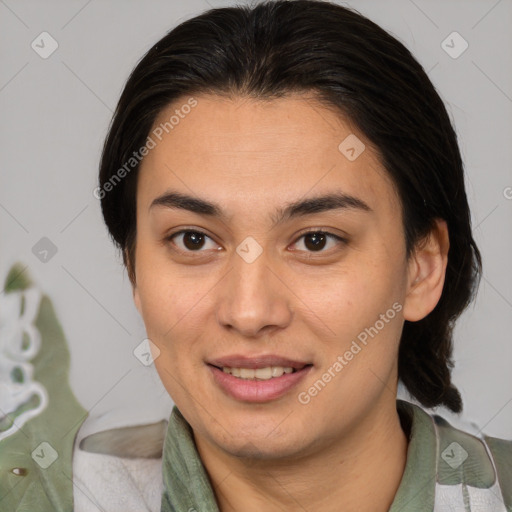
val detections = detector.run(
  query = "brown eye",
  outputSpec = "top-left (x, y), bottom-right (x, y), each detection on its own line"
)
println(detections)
top-left (292, 230), bottom-right (346, 253)
top-left (182, 231), bottom-right (206, 250)
top-left (304, 232), bottom-right (328, 251)
top-left (168, 230), bottom-right (218, 252)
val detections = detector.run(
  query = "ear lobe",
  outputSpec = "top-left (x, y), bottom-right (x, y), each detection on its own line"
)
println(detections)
top-left (403, 219), bottom-right (449, 322)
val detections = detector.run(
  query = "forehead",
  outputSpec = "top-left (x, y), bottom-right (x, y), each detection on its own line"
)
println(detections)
top-left (137, 93), bottom-right (399, 219)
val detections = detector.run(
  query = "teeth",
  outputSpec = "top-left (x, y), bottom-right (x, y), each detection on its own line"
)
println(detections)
top-left (222, 366), bottom-right (296, 380)
top-left (271, 366), bottom-right (283, 378)
top-left (240, 368), bottom-right (255, 379)
top-left (254, 367), bottom-right (272, 379)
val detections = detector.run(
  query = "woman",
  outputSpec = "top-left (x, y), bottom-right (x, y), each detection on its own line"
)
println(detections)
top-left (93, 0), bottom-right (510, 510)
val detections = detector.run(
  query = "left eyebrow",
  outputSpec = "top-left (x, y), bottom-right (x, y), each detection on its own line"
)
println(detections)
top-left (271, 192), bottom-right (372, 227)
top-left (149, 189), bottom-right (372, 227)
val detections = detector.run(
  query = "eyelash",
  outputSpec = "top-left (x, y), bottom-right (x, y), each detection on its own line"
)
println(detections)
top-left (164, 228), bottom-right (347, 256)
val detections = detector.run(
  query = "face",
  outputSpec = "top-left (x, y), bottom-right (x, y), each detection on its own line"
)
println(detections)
top-left (133, 93), bottom-right (418, 460)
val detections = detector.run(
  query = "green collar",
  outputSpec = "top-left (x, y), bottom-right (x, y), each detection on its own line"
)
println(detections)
top-left (161, 406), bottom-right (220, 511)
top-left (161, 400), bottom-right (437, 512)
top-left (389, 400), bottom-right (437, 511)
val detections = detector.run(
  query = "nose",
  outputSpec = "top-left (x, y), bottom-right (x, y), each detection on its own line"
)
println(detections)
top-left (215, 247), bottom-right (293, 338)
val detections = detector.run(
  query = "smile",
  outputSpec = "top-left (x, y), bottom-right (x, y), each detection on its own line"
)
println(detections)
top-left (207, 356), bottom-right (313, 402)
top-left (221, 366), bottom-right (296, 380)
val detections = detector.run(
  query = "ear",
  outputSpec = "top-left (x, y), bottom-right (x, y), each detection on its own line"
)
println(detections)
top-left (403, 219), bottom-right (449, 322)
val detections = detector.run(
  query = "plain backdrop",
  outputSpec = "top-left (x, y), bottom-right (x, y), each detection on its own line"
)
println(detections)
top-left (1, 0), bottom-right (511, 438)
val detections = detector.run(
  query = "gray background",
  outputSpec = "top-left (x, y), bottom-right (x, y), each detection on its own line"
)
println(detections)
top-left (1, 0), bottom-right (511, 438)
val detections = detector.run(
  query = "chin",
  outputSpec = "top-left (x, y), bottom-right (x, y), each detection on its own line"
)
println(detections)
top-left (223, 435), bottom-right (308, 461)
top-left (205, 415), bottom-right (312, 461)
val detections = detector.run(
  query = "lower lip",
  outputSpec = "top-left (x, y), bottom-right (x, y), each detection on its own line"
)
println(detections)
top-left (208, 365), bottom-right (312, 403)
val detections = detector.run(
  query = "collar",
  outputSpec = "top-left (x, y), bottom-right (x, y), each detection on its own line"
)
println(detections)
top-left (161, 406), bottom-right (220, 511)
top-left (161, 400), bottom-right (437, 512)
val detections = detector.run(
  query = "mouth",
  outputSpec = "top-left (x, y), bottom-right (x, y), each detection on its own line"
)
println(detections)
top-left (206, 355), bottom-right (313, 402)
top-left (218, 365), bottom-right (300, 380)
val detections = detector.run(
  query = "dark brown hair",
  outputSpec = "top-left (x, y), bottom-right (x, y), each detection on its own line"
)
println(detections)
top-left (98, 0), bottom-right (482, 413)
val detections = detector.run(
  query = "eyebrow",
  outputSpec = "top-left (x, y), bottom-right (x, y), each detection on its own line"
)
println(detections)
top-left (149, 190), bottom-right (372, 226)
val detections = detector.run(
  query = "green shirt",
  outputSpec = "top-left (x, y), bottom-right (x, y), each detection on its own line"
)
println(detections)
top-left (161, 401), bottom-right (512, 511)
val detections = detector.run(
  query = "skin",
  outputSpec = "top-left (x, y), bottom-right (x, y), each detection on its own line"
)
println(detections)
top-left (132, 93), bottom-right (449, 511)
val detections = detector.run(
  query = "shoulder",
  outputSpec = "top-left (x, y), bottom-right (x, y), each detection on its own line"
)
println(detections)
top-left (72, 420), bottom-right (167, 512)
top-left (402, 400), bottom-right (512, 511)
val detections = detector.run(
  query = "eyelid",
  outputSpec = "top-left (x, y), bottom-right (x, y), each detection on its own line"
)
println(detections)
top-left (293, 226), bottom-right (348, 242)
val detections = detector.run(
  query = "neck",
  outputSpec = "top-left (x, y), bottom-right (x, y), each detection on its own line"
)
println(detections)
top-left (193, 398), bottom-right (409, 512)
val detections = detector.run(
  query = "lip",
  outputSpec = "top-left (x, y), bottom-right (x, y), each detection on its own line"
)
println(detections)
top-left (207, 354), bottom-right (313, 403)
top-left (208, 354), bottom-right (310, 370)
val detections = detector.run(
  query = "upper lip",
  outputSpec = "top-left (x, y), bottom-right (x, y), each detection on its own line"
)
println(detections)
top-left (207, 355), bottom-right (311, 370)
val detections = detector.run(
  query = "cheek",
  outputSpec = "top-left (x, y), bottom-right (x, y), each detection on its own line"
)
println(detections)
top-left (138, 272), bottom-right (209, 398)
top-left (134, 247), bottom-right (218, 374)
top-left (134, 235), bottom-right (198, 332)
top-left (137, 277), bottom-right (207, 346)
top-left (305, 271), bottom-right (404, 393)
top-left (302, 255), bottom-right (405, 329)
top-left (302, 256), bottom-right (406, 389)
